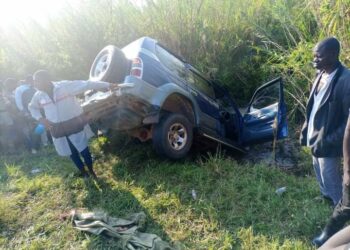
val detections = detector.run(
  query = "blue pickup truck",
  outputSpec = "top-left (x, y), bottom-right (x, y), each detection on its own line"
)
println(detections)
top-left (84, 37), bottom-right (288, 159)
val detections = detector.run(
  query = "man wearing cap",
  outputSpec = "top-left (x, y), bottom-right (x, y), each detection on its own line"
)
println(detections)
top-left (28, 70), bottom-right (113, 178)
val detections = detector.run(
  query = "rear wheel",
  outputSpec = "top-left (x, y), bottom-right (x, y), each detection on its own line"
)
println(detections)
top-left (89, 45), bottom-right (129, 83)
top-left (152, 113), bottom-right (193, 160)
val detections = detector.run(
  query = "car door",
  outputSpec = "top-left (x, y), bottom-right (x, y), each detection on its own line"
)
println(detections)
top-left (186, 69), bottom-right (222, 135)
top-left (242, 77), bottom-right (288, 145)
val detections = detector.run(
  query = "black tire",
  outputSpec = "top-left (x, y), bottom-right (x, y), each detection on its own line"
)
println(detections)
top-left (152, 113), bottom-right (193, 160)
top-left (89, 45), bottom-right (129, 83)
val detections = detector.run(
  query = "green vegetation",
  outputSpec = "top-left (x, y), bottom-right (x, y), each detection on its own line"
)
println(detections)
top-left (0, 137), bottom-right (332, 249)
top-left (1, 0), bottom-right (350, 118)
top-left (1, 0), bottom-right (349, 248)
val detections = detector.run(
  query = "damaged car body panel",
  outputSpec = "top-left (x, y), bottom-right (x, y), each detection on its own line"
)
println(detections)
top-left (84, 37), bottom-right (288, 159)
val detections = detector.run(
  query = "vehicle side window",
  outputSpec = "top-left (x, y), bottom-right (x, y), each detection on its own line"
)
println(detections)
top-left (155, 45), bottom-right (187, 79)
top-left (250, 82), bottom-right (279, 110)
top-left (187, 71), bottom-right (216, 99)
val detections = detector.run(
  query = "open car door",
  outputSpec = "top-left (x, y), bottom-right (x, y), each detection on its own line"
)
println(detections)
top-left (242, 77), bottom-right (288, 145)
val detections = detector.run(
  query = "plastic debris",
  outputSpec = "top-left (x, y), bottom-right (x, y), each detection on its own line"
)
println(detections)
top-left (31, 169), bottom-right (41, 174)
top-left (191, 189), bottom-right (197, 200)
top-left (275, 186), bottom-right (287, 195)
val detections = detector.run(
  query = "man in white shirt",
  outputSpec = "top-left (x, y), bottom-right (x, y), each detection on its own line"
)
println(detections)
top-left (29, 70), bottom-right (113, 178)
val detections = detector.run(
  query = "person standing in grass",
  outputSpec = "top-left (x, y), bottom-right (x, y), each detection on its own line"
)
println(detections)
top-left (14, 76), bottom-right (40, 154)
top-left (2, 78), bottom-right (25, 152)
top-left (0, 82), bottom-right (16, 153)
top-left (300, 37), bottom-right (350, 207)
top-left (28, 70), bottom-right (113, 179)
top-left (314, 111), bottom-right (350, 248)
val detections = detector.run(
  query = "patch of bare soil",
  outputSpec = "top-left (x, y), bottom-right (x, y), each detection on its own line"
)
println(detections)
top-left (242, 138), bottom-right (310, 176)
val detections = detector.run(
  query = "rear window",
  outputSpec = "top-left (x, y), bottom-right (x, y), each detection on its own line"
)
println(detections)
top-left (155, 45), bottom-right (187, 79)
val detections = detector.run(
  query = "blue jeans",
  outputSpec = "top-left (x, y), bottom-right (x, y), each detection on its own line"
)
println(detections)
top-left (67, 138), bottom-right (93, 172)
top-left (313, 156), bottom-right (342, 205)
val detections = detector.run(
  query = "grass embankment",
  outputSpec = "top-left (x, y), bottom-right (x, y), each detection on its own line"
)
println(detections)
top-left (0, 136), bottom-right (332, 249)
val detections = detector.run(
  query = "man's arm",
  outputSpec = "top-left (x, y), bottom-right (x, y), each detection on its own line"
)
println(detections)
top-left (14, 87), bottom-right (23, 111)
top-left (324, 85), bottom-right (350, 147)
top-left (63, 80), bottom-right (112, 96)
top-left (28, 93), bottom-right (52, 129)
top-left (28, 93), bottom-right (44, 121)
top-left (343, 114), bottom-right (350, 186)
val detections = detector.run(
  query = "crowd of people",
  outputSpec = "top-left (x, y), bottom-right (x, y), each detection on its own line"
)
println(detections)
top-left (1, 37), bottom-right (350, 249)
top-left (0, 70), bottom-right (113, 179)
top-left (0, 75), bottom-right (48, 154)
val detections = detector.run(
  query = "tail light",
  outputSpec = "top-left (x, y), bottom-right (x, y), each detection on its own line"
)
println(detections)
top-left (130, 57), bottom-right (143, 78)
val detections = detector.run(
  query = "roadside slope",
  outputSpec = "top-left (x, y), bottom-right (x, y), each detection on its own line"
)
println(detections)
top-left (0, 137), bottom-right (329, 249)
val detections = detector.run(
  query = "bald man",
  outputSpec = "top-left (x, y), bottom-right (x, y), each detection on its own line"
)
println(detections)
top-left (301, 37), bottom-right (350, 207)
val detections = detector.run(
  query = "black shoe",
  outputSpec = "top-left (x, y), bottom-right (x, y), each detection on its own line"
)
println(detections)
top-left (312, 201), bottom-right (350, 247)
top-left (312, 230), bottom-right (334, 247)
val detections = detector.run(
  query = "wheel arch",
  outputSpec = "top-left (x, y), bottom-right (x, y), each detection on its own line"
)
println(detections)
top-left (159, 93), bottom-right (196, 125)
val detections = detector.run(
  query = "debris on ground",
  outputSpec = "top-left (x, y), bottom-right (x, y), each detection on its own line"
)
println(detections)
top-left (30, 168), bottom-right (41, 174)
top-left (191, 189), bottom-right (197, 200)
top-left (65, 209), bottom-right (174, 250)
top-left (275, 187), bottom-right (287, 196)
top-left (243, 138), bottom-right (299, 169)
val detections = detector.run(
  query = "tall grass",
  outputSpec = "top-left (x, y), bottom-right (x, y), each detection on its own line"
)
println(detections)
top-left (1, 0), bottom-right (349, 121)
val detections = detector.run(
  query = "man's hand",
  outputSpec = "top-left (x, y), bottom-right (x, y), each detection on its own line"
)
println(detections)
top-left (109, 83), bottom-right (119, 91)
top-left (39, 118), bottom-right (53, 130)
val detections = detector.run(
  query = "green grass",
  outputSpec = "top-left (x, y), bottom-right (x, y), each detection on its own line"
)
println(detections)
top-left (0, 136), bottom-right (333, 249)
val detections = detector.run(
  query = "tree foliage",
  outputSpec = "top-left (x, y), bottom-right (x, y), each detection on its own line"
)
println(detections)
top-left (0, 0), bottom-right (348, 120)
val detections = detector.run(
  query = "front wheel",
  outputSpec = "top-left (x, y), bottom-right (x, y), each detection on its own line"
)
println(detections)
top-left (152, 113), bottom-right (193, 160)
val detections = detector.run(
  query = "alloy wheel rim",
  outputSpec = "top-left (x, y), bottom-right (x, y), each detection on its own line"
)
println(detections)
top-left (93, 53), bottom-right (110, 77)
top-left (167, 123), bottom-right (187, 151)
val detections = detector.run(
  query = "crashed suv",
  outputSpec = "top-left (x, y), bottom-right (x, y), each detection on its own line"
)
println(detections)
top-left (83, 37), bottom-right (288, 159)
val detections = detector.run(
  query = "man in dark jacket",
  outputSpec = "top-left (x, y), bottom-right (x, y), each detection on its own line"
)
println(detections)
top-left (313, 111), bottom-right (350, 247)
top-left (300, 37), bottom-right (350, 206)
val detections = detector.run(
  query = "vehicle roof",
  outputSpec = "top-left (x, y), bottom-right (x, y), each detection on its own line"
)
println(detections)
top-left (123, 36), bottom-right (157, 50)
top-left (124, 37), bottom-right (212, 82)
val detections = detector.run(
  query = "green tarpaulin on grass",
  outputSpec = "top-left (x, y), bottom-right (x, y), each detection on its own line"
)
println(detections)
top-left (71, 210), bottom-right (174, 250)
